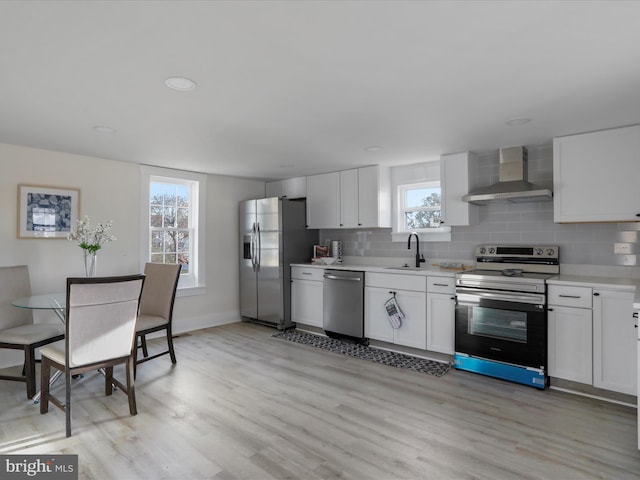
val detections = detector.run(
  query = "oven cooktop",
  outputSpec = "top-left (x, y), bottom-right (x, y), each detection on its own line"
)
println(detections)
top-left (456, 244), bottom-right (560, 292)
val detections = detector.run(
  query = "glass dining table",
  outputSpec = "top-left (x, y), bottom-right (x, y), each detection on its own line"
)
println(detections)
top-left (11, 293), bottom-right (66, 322)
top-left (11, 293), bottom-right (66, 404)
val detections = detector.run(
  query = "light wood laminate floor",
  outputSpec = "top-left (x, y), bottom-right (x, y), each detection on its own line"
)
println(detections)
top-left (1, 322), bottom-right (639, 479)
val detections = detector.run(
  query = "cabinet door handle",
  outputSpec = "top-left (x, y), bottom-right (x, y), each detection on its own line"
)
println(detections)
top-left (548, 307), bottom-right (554, 311)
top-left (302, 272), bottom-right (312, 275)
top-left (636, 213), bottom-right (640, 217)
top-left (593, 292), bottom-right (600, 296)
top-left (559, 294), bottom-right (581, 299)
top-left (433, 283), bottom-right (449, 287)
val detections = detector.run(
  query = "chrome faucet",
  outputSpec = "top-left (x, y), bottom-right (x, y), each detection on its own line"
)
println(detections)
top-left (407, 232), bottom-right (425, 268)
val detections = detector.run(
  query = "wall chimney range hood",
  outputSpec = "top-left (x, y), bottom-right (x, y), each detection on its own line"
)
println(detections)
top-left (462, 146), bottom-right (553, 204)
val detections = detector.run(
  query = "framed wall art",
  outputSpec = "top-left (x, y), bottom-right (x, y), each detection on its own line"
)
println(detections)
top-left (17, 184), bottom-right (80, 239)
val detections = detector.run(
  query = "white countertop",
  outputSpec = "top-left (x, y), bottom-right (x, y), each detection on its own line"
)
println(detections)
top-left (292, 262), bottom-right (640, 303)
top-left (290, 262), bottom-right (466, 277)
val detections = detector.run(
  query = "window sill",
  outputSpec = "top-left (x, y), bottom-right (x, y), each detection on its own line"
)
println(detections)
top-left (176, 285), bottom-right (206, 298)
top-left (391, 229), bottom-right (451, 242)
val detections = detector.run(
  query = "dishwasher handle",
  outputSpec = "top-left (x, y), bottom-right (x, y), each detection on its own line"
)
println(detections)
top-left (323, 274), bottom-right (362, 282)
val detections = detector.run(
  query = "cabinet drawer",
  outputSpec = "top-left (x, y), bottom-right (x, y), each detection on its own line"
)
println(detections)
top-left (366, 272), bottom-right (426, 292)
top-left (291, 266), bottom-right (324, 282)
top-left (427, 276), bottom-right (455, 294)
top-left (548, 285), bottom-right (592, 308)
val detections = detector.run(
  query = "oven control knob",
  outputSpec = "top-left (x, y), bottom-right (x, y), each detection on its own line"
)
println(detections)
top-left (546, 248), bottom-right (555, 256)
top-left (479, 247), bottom-right (486, 254)
top-left (488, 248), bottom-right (495, 254)
top-left (535, 248), bottom-right (544, 255)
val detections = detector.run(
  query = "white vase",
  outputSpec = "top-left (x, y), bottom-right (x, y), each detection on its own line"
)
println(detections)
top-left (84, 251), bottom-right (97, 277)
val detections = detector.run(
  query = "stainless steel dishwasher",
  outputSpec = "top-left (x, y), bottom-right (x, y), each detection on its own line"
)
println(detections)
top-left (323, 269), bottom-right (365, 342)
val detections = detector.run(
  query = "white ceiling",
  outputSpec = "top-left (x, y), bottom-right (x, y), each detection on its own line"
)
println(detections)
top-left (1, 1), bottom-right (640, 180)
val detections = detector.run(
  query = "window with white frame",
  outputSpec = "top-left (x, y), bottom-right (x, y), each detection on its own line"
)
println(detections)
top-left (141, 166), bottom-right (206, 292)
top-left (397, 181), bottom-right (442, 232)
top-left (390, 161), bottom-right (450, 242)
top-left (149, 180), bottom-right (192, 268)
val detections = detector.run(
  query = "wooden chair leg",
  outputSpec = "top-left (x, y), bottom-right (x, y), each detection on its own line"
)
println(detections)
top-left (25, 346), bottom-right (36, 399)
top-left (133, 338), bottom-right (138, 378)
top-left (141, 335), bottom-right (149, 358)
top-left (126, 357), bottom-right (137, 416)
top-left (40, 357), bottom-right (51, 414)
top-left (65, 370), bottom-right (72, 437)
top-left (166, 327), bottom-right (177, 364)
top-left (105, 366), bottom-right (114, 396)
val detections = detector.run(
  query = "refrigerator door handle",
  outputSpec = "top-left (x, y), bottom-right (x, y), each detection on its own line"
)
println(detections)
top-left (256, 222), bottom-right (261, 271)
top-left (251, 222), bottom-right (257, 271)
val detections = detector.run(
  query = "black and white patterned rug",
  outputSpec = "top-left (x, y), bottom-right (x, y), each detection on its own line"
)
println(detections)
top-left (273, 330), bottom-right (451, 377)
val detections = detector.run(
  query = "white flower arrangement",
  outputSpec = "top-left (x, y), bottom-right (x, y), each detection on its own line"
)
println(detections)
top-left (67, 216), bottom-right (116, 254)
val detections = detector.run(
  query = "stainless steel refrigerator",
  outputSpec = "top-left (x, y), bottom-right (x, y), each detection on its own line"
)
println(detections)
top-left (240, 197), bottom-right (318, 330)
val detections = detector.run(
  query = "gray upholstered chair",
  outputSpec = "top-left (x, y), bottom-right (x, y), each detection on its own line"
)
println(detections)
top-left (0, 265), bottom-right (65, 399)
top-left (134, 262), bottom-right (181, 376)
top-left (39, 274), bottom-right (145, 437)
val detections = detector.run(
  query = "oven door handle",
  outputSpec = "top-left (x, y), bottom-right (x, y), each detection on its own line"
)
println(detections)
top-left (455, 288), bottom-right (545, 306)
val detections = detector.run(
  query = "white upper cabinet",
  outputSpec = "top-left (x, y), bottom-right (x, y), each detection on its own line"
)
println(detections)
top-left (306, 166), bottom-right (391, 229)
top-left (339, 169), bottom-right (359, 228)
top-left (265, 177), bottom-right (307, 199)
top-left (306, 172), bottom-right (340, 228)
top-left (440, 152), bottom-right (479, 226)
top-left (358, 165), bottom-right (391, 228)
top-left (553, 125), bottom-right (640, 223)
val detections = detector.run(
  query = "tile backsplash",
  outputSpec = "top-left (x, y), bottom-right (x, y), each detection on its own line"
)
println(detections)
top-left (321, 145), bottom-right (640, 274)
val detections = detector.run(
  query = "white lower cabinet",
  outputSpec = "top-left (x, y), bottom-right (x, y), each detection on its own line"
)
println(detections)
top-left (548, 305), bottom-right (593, 384)
top-left (548, 284), bottom-right (593, 385)
top-left (291, 267), bottom-right (323, 328)
top-left (548, 283), bottom-right (637, 395)
top-left (426, 276), bottom-right (456, 354)
top-left (365, 273), bottom-right (426, 350)
top-left (593, 289), bottom-right (637, 395)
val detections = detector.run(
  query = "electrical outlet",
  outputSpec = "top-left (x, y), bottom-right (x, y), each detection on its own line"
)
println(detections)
top-left (617, 231), bottom-right (639, 242)
top-left (615, 243), bottom-right (633, 254)
top-left (615, 255), bottom-right (637, 266)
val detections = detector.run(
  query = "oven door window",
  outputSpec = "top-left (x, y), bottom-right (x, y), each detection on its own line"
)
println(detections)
top-left (468, 306), bottom-right (527, 343)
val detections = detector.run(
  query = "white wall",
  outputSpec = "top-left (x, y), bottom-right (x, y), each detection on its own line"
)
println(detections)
top-left (0, 143), bottom-right (264, 368)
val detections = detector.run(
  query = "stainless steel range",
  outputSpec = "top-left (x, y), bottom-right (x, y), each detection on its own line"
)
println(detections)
top-left (454, 245), bottom-right (559, 389)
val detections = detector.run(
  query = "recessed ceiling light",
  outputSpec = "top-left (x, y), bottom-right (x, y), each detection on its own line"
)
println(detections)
top-left (164, 77), bottom-right (197, 91)
top-left (93, 125), bottom-right (116, 133)
top-left (364, 146), bottom-right (383, 152)
top-left (506, 117), bottom-right (532, 126)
